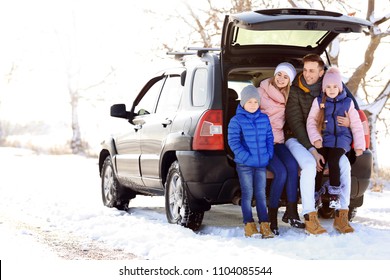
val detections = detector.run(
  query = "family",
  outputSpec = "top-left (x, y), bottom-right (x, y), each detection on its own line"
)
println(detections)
top-left (227, 54), bottom-right (366, 238)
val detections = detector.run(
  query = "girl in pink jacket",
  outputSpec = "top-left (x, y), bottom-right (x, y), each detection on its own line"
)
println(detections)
top-left (307, 67), bottom-right (365, 209)
top-left (259, 62), bottom-right (305, 235)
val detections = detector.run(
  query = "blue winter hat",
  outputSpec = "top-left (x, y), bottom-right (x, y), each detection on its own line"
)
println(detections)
top-left (240, 85), bottom-right (260, 107)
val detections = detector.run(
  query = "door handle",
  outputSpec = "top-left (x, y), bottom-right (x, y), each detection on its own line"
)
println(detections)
top-left (161, 119), bottom-right (172, 128)
top-left (134, 124), bottom-right (142, 131)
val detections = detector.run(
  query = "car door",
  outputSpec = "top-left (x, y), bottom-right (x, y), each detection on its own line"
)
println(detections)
top-left (138, 73), bottom-right (183, 192)
top-left (115, 76), bottom-right (164, 189)
top-left (220, 8), bottom-right (372, 66)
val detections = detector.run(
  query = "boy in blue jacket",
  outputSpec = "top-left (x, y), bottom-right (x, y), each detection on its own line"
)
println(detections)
top-left (228, 85), bottom-right (274, 238)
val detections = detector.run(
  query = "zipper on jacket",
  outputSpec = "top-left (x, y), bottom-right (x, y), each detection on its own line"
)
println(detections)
top-left (331, 99), bottom-right (338, 147)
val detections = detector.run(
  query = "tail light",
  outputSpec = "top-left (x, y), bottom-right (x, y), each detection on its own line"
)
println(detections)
top-left (193, 110), bottom-right (224, 150)
top-left (358, 110), bottom-right (370, 149)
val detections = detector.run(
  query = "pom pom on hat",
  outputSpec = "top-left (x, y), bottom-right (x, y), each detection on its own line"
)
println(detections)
top-left (274, 62), bottom-right (296, 85)
top-left (322, 67), bottom-right (343, 92)
top-left (240, 85), bottom-right (260, 107)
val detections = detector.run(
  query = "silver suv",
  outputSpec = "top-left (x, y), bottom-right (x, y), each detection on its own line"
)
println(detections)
top-left (98, 8), bottom-right (372, 230)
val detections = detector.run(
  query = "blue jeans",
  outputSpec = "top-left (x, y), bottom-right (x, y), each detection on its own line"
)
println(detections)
top-left (236, 164), bottom-right (268, 224)
top-left (267, 143), bottom-right (299, 208)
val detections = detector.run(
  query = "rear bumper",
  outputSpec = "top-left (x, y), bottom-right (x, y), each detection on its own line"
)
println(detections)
top-left (176, 151), bottom-right (239, 210)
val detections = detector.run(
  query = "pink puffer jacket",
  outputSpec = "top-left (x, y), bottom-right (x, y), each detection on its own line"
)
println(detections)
top-left (259, 78), bottom-right (287, 144)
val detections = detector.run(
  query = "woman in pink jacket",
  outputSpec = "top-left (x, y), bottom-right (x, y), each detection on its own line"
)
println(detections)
top-left (307, 67), bottom-right (365, 211)
top-left (259, 62), bottom-right (304, 235)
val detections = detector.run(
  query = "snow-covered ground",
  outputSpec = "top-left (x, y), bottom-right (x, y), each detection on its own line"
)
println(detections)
top-left (1, 147), bottom-right (389, 279)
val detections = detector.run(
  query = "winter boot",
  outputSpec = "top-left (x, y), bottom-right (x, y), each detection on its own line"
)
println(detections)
top-left (268, 207), bottom-right (279, 236)
top-left (259, 222), bottom-right (275, 239)
top-left (334, 209), bottom-right (354, 233)
top-left (244, 222), bottom-right (259, 237)
top-left (329, 195), bottom-right (341, 209)
top-left (282, 202), bottom-right (305, 229)
top-left (304, 211), bottom-right (327, 235)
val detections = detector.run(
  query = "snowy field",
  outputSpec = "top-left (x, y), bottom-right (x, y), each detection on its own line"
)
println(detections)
top-left (1, 147), bottom-right (390, 279)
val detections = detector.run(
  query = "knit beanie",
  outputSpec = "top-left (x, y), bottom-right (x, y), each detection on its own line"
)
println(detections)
top-left (240, 85), bottom-right (260, 107)
top-left (322, 67), bottom-right (343, 92)
top-left (274, 62), bottom-right (297, 85)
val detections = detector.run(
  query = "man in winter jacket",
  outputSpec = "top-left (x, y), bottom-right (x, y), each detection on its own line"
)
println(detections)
top-left (284, 54), bottom-right (354, 235)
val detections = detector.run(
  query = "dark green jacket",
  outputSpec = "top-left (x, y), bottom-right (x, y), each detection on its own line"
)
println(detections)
top-left (284, 73), bottom-right (323, 150)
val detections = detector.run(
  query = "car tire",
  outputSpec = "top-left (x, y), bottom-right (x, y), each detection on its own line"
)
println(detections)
top-left (348, 206), bottom-right (357, 221)
top-left (165, 161), bottom-right (204, 231)
top-left (101, 156), bottom-right (135, 211)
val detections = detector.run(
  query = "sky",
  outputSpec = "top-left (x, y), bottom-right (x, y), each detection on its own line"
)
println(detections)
top-left (1, 147), bottom-right (390, 280)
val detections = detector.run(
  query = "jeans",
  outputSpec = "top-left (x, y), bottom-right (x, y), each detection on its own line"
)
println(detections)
top-left (285, 138), bottom-right (351, 215)
top-left (267, 143), bottom-right (299, 208)
top-left (236, 164), bottom-right (268, 224)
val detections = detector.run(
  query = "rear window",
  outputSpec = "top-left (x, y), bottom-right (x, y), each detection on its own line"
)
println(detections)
top-left (234, 29), bottom-right (328, 48)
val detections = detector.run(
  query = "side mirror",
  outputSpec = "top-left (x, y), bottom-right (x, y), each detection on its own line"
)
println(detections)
top-left (110, 104), bottom-right (129, 119)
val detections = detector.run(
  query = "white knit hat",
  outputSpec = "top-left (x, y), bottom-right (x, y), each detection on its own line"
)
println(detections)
top-left (274, 62), bottom-right (297, 85)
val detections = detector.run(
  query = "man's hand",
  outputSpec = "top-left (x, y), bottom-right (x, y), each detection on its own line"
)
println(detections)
top-left (337, 111), bottom-right (350, 127)
top-left (310, 149), bottom-right (325, 172)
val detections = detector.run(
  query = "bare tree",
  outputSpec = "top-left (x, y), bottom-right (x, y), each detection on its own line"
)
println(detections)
top-left (58, 11), bottom-right (116, 155)
top-left (343, 0), bottom-right (390, 173)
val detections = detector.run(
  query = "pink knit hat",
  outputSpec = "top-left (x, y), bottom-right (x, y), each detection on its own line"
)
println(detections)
top-left (322, 67), bottom-right (343, 92)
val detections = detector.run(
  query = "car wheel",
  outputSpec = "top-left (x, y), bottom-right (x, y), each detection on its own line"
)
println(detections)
top-left (317, 201), bottom-right (335, 219)
top-left (101, 156), bottom-right (134, 211)
top-left (165, 161), bottom-right (204, 231)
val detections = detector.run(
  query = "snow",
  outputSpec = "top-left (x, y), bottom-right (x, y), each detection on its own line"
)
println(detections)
top-left (1, 147), bottom-right (390, 279)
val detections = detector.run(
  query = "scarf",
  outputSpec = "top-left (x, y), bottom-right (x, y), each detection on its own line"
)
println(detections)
top-left (297, 73), bottom-right (323, 98)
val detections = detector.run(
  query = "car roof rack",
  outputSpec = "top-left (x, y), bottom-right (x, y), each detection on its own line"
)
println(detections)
top-left (187, 47), bottom-right (221, 57)
top-left (167, 47), bottom-right (221, 60)
top-left (166, 51), bottom-right (197, 61)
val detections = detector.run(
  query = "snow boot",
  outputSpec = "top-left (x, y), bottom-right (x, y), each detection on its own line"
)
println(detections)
top-left (282, 202), bottom-right (305, 229)
top-left (334, 209), bottom-right (354, 233)
top-left (259, 222), bottom-right (275, 239)
top-left (268, 207), bottom-right (279, 235)
top-left (304, 211), bottom-right (327, 235)
top-left (244, 222), bottom-right (259, 237)
top-left (329, 195), bottom-right (341, 209)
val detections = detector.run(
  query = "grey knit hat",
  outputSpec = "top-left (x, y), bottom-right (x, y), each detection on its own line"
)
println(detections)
top-left (240, 85), bottom-right (260, 107)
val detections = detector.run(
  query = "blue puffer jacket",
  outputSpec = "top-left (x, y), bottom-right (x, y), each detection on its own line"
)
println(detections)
top-left (316, 90), bottom-right (353, 152)
top-left (228, 105), bottom-right (274, 168)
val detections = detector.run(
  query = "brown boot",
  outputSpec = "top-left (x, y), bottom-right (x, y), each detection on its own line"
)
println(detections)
top-left (259, 222), bottom-right (275, 239)
top-left (334, 209), bottom-right (354, 233)
top-left (304, 211), bottom-right (327, 235)
top-left (244, 222), bottom-right (259, 237)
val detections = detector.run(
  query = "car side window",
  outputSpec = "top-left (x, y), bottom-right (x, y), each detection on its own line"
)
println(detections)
top-left (192, 68), bottom-right (208, 107)
top-left (156, 75), bottom-right (183, 114)
top-left (135, 78), bottom-right (164, 115)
